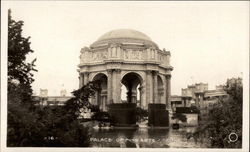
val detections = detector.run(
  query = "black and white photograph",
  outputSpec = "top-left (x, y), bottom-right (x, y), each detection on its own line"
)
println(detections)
top-left (1, 1), bottom-right (249, 152)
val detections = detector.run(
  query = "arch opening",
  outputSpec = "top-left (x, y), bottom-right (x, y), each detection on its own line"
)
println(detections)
top-left (92, 73), bottom-right (108, 111)
top-left (121, 72), bottom-right (143, 106)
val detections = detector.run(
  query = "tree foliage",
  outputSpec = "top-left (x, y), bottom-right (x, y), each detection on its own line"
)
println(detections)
top-left (36, 81), bottom-right (101, 146)
top-left (197, 77), bottom-right (243, 148)
top-left (8, 81), bottom-right (100, 147)
top-left (7, 9), bottom-right (39, 146)
top-left (64, 80), bottom-right (101, 119)
top-left (8, 9), bottom-right (37, 103)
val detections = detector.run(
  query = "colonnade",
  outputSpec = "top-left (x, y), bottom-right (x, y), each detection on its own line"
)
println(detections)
top-left (79, 70), bottom-right (171, 111)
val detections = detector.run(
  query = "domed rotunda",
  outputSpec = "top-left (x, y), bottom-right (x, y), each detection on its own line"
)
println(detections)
top-left (78, 29), bottom-right (173, 126)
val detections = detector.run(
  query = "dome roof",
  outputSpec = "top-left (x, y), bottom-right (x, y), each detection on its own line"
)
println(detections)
top-left (98, 29), bottom-right (152, 41)
top-left (90, 29), bottom-right (158, 48)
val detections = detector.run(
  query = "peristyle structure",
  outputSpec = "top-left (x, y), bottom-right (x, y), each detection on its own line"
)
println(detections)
top-left (78, 29), bottom-right (173, 126)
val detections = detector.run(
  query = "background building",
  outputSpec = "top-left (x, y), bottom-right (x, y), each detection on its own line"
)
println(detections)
top-left (171, 83), bottom-right (228, 125)
top-left (32, 89), bottom-right (72, 106)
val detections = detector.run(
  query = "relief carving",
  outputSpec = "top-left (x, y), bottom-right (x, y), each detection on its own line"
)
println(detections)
top-left (80, 53), bottom-right (85, 63)
top-left (103, 51), bottom-right (108, 59)
top-left (124, 49), bottom-right (142, 60)
top-left (80, 47), bottom-right (91, 63)
top-left (124, 50), bottom-right (129, 59)
top-left (91, 50), bottom-right (108, 62)
top-left (132, 50), bottom-right (140, 59)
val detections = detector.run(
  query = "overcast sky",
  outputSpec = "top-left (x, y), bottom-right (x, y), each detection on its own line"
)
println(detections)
top-left (3, 1), bottom-right (249, 96)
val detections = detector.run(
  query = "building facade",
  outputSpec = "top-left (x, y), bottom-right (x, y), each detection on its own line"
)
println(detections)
top-left (171, 83), bottom-right (228, 120)
top-left (33, 89), bottom-right (72, 106)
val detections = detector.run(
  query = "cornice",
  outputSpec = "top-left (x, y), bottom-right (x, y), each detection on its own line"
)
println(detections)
top-left (78, 60), bottom-right (173, 69)
top-left (158, 50), bottom-right (171, 56)
top-left (90, 37), bottom-right (158, 49)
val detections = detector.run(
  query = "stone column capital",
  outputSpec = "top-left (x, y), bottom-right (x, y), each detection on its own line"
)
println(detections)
top-left (113, 69), bottom-right (121, 73)
top-left (146, 70), bottom-right (158, 75)
top-left (83, 72), bottom-right (89, 75)
top-left (152, 70), bottom-right (159, 75)
top-left (107, 69), bottom-right (113, 74)
top-left (146, 70), bottom-right (152, 74)
top-left (108, 69), bottom-right (121, 73)
top-left (165, 74), bottom-right (171, 79)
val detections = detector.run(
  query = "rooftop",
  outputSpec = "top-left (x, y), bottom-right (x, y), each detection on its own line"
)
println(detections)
top-left (90, 29), bottom-right (158, 48)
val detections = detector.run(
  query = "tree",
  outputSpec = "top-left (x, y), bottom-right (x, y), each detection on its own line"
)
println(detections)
top-left (8, 9), bottom-right (37, 104)
top-left (64, 80), bottom-right (101, 119)
top-left (196, 77), bottom-right (243, 148)
top-left (36, 81), bottom-right (101, 147)
top-left (7, 9), bottom-right (100, 147)
top-left (7, 9), bottom-right (38, 146)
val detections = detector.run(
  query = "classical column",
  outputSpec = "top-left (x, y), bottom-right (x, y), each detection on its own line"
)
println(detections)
top-left (107, 69), bottom-right (113, 104)
top-left (127, 89), bottom-right (132, 103)
top-left (112, 69), bottom-right (117, 102)
top-left (110, 69), bottom-right (122, 103)
top-left (158, 87), bottom-right (164, 104)
top-left (165, 75), bottom-right (171, 109)
top-left (153, 71), bottom-right (158, 103)
top-left (83, 72), bottom-right (89, 85)
top-left (146, 70), bottom-right (153, 104)
top-left (138, 86), bottom-right (142, 107)
top-left (131, 90), bottom-right (137, 103)
top-left (116, 69), bottom-right (121, 103)
top-left (103, 95), bottom-right (107, 111)
top-left (139, 72), bottom-right (147, 108)
top-left (100, 89), bottom-right (107, 111)
top-left (79, 73), bottom-right (84, 88)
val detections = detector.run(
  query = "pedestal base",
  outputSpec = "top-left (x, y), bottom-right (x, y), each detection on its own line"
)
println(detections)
top-left (108, 103), bottom-right (137, 127)
top-left (148, 103), bottom-right (169, 127)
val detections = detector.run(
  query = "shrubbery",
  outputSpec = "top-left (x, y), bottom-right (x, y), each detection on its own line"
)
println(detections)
top-left (135, 107), bottom-right (148, 121)
top-left (172, 113), bottom-right (187, 122)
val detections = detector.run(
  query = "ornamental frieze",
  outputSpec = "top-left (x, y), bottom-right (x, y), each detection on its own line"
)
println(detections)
top-left (80, 48), bottom-right (170, 66)
top-left (124, 49), bottom-right (143, 60)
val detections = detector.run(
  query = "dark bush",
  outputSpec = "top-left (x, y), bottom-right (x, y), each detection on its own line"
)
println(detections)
top-left (91, 111), bottom-right (111, 122)
top-left (172, 113), bottom-right (187, 122)
top-left (135, 107), bottom-right (148, 121)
